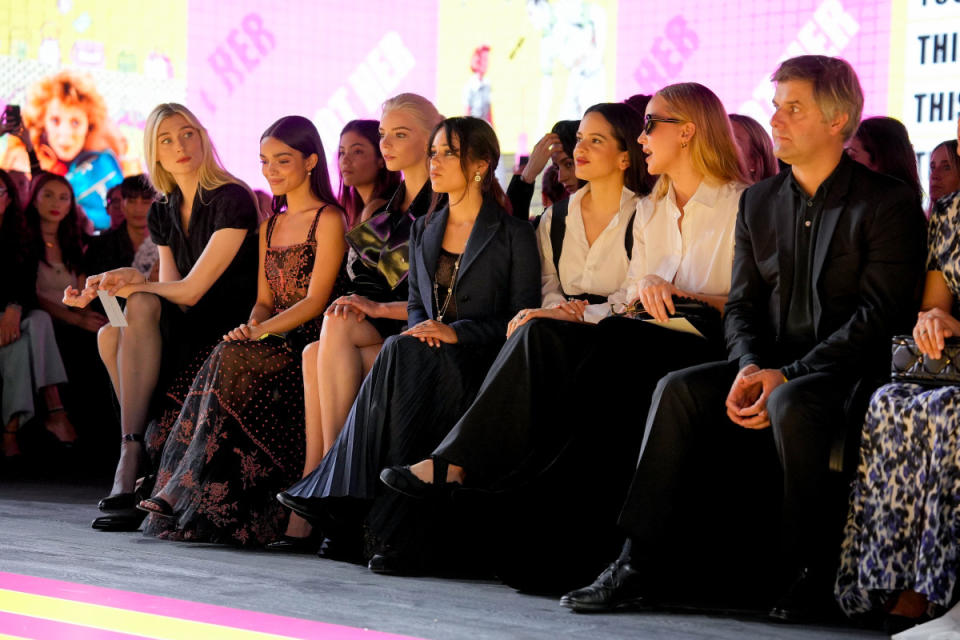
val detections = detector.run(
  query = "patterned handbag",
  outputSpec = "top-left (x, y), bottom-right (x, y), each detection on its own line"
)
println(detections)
top-left (890, 335), bottom-right (960, 386)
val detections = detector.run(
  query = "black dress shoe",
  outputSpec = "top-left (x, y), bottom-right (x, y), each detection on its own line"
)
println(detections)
top-left (265, 535), bottom-right (321, 554)
top-left (768, 567), bottom-right (835, 623)
top-left (98, 493), bottom-right (137, 512)
top-left (559, 560), bottom-right (649, 613)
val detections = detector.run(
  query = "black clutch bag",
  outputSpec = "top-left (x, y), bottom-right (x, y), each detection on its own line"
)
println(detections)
top-left (890, 335), bottom-right (960, 386)
top-left (615, 295), bottom-right (722, 343)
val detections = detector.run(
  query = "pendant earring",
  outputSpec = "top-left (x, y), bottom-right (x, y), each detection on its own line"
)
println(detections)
top-left (474, 172), bottom-right (482, 182)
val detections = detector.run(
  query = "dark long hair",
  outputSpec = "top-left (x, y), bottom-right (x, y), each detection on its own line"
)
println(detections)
top-left (24, 172), bottom-right (84, 274)
top-left (428, 116), bottom-right (511, 215)
top-left (853, 117), bottom-right (922, 202)
top-left (260, 115), bottom-right (338, 214)
top-left (337, 119), bottom-right (401, 227)
top-left (582, 102), bottom-right (653, 196)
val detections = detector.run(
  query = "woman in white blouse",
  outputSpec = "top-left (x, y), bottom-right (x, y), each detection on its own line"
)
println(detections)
top-left (381, 84), bottom-right (747, 589)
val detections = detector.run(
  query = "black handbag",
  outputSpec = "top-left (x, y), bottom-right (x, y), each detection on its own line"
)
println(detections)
top-left (615, 295), bottom-right (722, 343)
top-left (890, 335), bottom-right (960, 386)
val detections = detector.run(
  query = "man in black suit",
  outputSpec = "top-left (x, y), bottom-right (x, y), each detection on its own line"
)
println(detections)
top-left (560, 55), bottom-right (927, 620)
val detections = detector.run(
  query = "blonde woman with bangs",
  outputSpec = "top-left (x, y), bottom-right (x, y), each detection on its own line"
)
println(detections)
top-left (64, 103), bottom-right (260, 531)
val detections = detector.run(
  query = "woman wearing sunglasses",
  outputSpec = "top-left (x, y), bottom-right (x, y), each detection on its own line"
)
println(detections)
top-left (381, 83), bottom-right (746, 591)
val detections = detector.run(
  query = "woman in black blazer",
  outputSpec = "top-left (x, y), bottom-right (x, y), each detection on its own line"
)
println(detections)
top-left (278, 117), bottom-right (540, 567)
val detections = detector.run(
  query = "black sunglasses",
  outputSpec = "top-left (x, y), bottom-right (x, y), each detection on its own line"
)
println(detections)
top-left (644, 114), bottom-right (685, 135)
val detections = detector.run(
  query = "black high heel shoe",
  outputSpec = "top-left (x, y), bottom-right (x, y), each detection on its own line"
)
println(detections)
top-left (380, 456), bottom-right (459, 499)
top-left (98, 434), bottom-right (145, 512)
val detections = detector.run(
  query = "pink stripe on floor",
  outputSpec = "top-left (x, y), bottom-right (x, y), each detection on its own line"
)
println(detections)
top-left (0, 610), bottom-right (152, 640)
top-left (0, 572), bottom-right (422, 640)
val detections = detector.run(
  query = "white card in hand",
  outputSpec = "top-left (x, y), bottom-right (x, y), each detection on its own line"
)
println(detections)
top-left (97, 291), bottom-right (128, 327)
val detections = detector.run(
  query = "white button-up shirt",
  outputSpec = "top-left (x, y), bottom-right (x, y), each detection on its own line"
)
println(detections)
top-left (590, 179), bottom-right (745, 323)
top-left (536, 184), bottom-right (640, 323)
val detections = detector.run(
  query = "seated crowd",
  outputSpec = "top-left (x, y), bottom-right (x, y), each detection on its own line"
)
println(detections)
top-left (3, 53), bottom-right (960, 633)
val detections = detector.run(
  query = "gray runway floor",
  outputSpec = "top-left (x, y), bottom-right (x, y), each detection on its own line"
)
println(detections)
top-left (0, 478), bottom-right (885, 639)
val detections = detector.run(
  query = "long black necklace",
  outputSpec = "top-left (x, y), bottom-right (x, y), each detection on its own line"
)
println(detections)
top-left (433, 253), bottom-right (463, 323)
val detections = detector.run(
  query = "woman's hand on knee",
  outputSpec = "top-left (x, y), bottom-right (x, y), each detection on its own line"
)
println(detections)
top-left (324, 295), bottom-right (380, 322)
top-left (402, 319), bottom-right (458, 348)
top-left (88, 267), bottom-right (145, 296)
top-left (0, 305), bottom-right (21, 346)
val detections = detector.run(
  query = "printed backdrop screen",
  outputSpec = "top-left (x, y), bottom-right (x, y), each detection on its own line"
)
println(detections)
top-left (1, 0), bottom-right (958, 213)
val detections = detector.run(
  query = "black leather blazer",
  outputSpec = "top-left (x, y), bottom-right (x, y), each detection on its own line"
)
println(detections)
top-left (407, 198), bottom-right (540, 346)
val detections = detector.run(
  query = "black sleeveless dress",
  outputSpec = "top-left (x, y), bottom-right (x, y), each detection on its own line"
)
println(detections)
top-left (144, 209), bottom-right (330, 545)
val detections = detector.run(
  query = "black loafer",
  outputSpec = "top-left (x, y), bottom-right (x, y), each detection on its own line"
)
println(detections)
top-left (98, 493), bottom-right (137, 512)
top-left (560, 560), bottom-right (649, 613)
top-left (379, 466), bottom-right (433, 498)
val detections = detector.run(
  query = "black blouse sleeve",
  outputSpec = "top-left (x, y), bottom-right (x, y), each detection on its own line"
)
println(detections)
top-left (211, 183), bottom-right (258, 232)
top-left (147, 201), bottom-right (170, 247)
top-left (507, 174), bottom-right (536, 221)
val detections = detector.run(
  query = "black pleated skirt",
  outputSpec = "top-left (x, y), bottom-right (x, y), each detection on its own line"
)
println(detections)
top-left (284, 333), bottom-right (501, 502)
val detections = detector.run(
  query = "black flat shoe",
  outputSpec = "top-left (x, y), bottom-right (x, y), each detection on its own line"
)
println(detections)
top-left (91, 510), bottom-right (146, 532)
top-left (560, 560), bottom-right (649, 613)
top-left (98, 493), bottom-right (137, 512)
top-left (265, 535), bottom-right (321, 554)
top-left (380, 456), bottom-right (459, 499)
top-left (379, 466), bottom-right (432, 498)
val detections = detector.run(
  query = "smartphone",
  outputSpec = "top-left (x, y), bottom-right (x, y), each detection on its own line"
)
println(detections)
top-left (1, 104), bottom-right (20, 134)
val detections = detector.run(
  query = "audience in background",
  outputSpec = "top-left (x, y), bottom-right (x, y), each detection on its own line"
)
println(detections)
top-left (845, 116), bottom-right (922, 203)
top-left (930, 139), bottom-right (960, 211)
top-left (337, 119), bottom-right (401, 228)
top-left (0, 169), bottom-right (73, 460)
top-left (729, 113), bottom-right (779, 183)
top-left (24, 173), bottom-right (107, 443)
top-left (105, 184), bottom-right (124, 231)
top-left (83, 175), bottom-right (157, 281)
top-left (507, 120), bottom-right (582, 220)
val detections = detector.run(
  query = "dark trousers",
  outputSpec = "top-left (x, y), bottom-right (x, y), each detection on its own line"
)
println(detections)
top-left (620, 360), bottom-right (852, 578)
